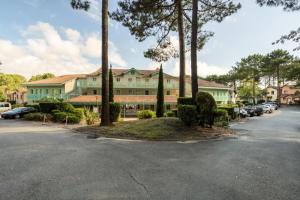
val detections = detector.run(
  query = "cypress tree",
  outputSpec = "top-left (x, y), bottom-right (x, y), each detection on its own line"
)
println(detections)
top-left (156, 64), bottom-right (164, 118)
top-left (109, 64), bottom-right (114, 102)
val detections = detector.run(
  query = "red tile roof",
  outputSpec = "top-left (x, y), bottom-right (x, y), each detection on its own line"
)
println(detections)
top-left (67, 95), bottom-right (178, 104)
top-left (25, 74), bottom-right (86, 85)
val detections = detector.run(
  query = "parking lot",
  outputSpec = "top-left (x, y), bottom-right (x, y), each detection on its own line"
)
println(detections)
top-left (0, 106), bottom-right (299, 200)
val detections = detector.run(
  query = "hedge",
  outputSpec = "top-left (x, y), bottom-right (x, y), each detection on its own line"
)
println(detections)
top-left (214, 109), bottom-right (229, 127)
top-left (196, 92), bottom-right (217, 127)
top-left (165, 111), bottom-right (175, 117)
top-left (217, 106), bottom-right (237, 120)
top-left (177, 97), bottom-right (195, 105)
top-left (110, 102), bottom-right (121, 122)
top-left (178, 105), bottom-right (197, 126)
top-left (137, 110), bottom-right (155, 119)
top-left (24, 113), bottom-right (53, 121)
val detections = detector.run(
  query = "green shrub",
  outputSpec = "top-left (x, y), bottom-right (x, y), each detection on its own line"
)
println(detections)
top-left (178, 105), bottom-right (197, 126)
top-left (172, 109), bottom-right (178, 117)
top-left (110, 103), bottom-right (121, 122)
top-left (66, 115), bottom-right (81, 124)
top-left (196, 92), bottom-right (217, 127)
top-left (137, 110), bottom-right (155, 119)
top-left (39, 102), bottom-right (76, 114)
top-left (84, 109), bottom-right (99, 125)
top-left (53, 112), bottom-right (68, 123)
top-left (177, 97), bottom-right (195, 105)
top-left (217, 105), bottom-right (237, 120)
top-left (24, 112), bottom-right (53, 121)
top-left (165, 111), bottom-right (175, 117)
top-left (214, 109), bottom-right (229, 127)
top-left (70, 108), bottom-right (85, 120)
top-left (39, 102), bottom-right (59, 113)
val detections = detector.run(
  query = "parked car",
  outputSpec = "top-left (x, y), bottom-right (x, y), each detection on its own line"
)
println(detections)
top-left (239, 108), bottom-right (249, 118)
top-left (253, 106), bottom-right (264, 116)
top-left (261, 104), bottom-right (273, 113)
top-left (1, 107), bottom-right (36, 119)
top-left (0, 102), bottom-right (11, 113)
top-left (244, 106), bottom-right (255, 117)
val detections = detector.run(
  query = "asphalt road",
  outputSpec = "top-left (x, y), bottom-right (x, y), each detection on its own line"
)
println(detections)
top-left (0, 106), bottom-right (299, 200)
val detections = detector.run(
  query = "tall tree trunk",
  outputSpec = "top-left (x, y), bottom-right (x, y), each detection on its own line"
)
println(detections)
top-left (276, 65), bottom-right (281, 105)
top-left (252, 77), bottom-right (256, 104)
top-left (177, 0), bottom-right (185, 97)
top-left (191, 0), bottom-right (198, 100)
top-left (101, 0), bottom-right (110, 126)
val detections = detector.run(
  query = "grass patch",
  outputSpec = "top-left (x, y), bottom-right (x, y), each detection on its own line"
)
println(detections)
top-left (74, 117), bottom-right (234, 141)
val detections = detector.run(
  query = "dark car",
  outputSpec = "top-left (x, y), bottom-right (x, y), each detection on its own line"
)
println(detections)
top-left (244, 106), bottom-right (255, 117)
top-left (253, 106), bottom-right (264, 116)
top-left (1, 107), bottom-right (36, 119)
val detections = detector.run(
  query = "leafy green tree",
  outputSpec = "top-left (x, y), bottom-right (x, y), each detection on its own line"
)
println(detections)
top-left (109, 65), bottom-right (114, 102)
top-left (285, 59), bottom-right (300, 85)
top-left (70, 0), bottom-right (110, 125)
top-left (189, 0), bottom-right (241, 100)
top-left (0, 73), bottom-right (26, 101)
top-left (29, 73), bottom-right (55, 82)
top-left (257, 0), bottom-right (300, 50)
top-left (156, 64), bottom-right (164, 117)
top-left (236, 54), bottom-right (265, 104)
top-left (238, 83), bottom-right (260, 102)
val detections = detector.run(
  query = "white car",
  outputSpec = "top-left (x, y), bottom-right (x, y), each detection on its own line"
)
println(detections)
top-left (0, 102), bottom-right (11, 114)
top-left (262, 105), bottom-right (273, 113)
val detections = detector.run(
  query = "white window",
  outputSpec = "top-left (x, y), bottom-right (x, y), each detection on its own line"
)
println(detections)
top-left (128, 78), bottom-right (132, 82)
top-left (116, 77), bottom-right (120, 82)
top-left (167, 79), bottom-right (171, 84)
top-left (93, 77), bottom-right (97, 81)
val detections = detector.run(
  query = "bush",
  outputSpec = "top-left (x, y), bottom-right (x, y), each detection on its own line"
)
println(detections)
top-left (66, 114), bottom-right (81, 124)
top-left (196, 92), bottom-right (217, 127)
top-left (172, 109), bottom-right (178, 117)
top-left (57, 102), bottom-right (76, 112)
top-left (70, 108), bottom-right (85, 120)
top-left (165, 111), bottom-right (175, 117)
top-left (53, 111), bottom-right (68, 123)
top-left (39, 102), bottom-right (59, 113)
top-left (110, 103), bottom-right (121, 122)
top-left (177, 97), bottom-right (195, 105)
top-left (178, 105), bottom-right (197, 126)
top-left (84, 109), bottom-right (99, 125)
top-left (214, 109), bottom-right (229, 127)
top-left (24, 112), bottom-right (53, 121)
top-left (137, 110), bottom-right (155, 119)
top-left (217, 105), bottom-right (237, 120)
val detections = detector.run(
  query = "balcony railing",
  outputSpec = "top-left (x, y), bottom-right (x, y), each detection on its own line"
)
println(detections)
top-left (86, 81), bottom-right (178, 89)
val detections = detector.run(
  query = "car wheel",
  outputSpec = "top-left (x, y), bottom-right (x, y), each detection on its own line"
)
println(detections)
top-left (14, 114), bottom-right (20, 119)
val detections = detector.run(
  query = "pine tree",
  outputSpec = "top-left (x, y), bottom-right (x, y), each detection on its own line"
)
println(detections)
top-left (189, 0), bottom-right (241, 101)
top-left (257, 0), bottom-right (300, 50)
top-left (109, 64), bottom-right (114, 102)
top-left (156, 64), bottom-right (164, 118)
top-left (111, 0), bottom-right (213, 98)
top-left (70, 0), bottom-right (110, 125)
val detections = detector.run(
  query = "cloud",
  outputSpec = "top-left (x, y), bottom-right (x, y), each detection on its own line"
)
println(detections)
top-left (168, 55), bottom-right (229, 77)
top-left (0, 22), bottom-right (127, 78)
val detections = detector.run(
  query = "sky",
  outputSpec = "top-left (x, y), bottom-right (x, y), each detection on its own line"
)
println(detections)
top-left (0, 0), bottom-right (299, 79)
